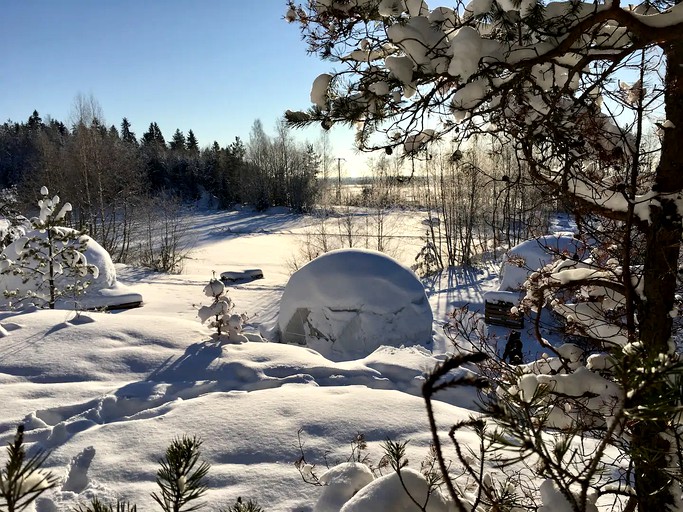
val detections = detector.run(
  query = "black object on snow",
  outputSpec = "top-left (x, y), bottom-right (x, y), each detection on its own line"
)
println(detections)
top-left (220, 269), bottom-right (264, 284)
top-left (502, 330), bottom-right (523, 365)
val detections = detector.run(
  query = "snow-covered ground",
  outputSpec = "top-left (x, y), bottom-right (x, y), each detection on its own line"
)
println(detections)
top-left (0, 207), bottom-right (541, 511)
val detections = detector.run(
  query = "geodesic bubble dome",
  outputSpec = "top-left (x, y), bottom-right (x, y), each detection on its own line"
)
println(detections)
top-left (278, 249), bottom-right (433, 361)
top-left (499, 233), bottom-right (587, 291)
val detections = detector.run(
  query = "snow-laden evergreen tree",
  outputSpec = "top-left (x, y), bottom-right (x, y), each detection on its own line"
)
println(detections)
top-left (186, 130), bottom-right (199, 154)
top-left (0, 187), bottom-right (98, 309)
top-left (288, 0), bottom-right (683, 509)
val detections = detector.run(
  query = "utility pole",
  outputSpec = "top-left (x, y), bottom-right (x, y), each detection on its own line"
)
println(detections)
top-left (336, 157), bottom-right (345, 204)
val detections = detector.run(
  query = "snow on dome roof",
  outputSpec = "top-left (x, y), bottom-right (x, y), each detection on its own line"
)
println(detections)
top-left (499, 233), bottom-right (586, 291)
top-left (278, 249), bottom-right (433, 361)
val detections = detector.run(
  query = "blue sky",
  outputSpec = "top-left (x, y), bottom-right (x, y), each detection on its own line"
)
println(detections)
top-left (1, 0), bottom-right (364, 172)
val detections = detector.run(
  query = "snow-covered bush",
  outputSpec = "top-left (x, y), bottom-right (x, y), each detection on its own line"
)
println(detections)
top-left (299, 432), bottom-right (456, 512)
top-left (498, 234), bottom-right (587, 292)
top-left (197, 274), bottom-right (258, 343)
top-left (0, 187), bottom-right (100, 309)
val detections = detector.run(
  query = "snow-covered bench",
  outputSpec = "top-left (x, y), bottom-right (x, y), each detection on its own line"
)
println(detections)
top-left (483, 290), bottom-right (524, 329)
top-left (220, 269), bottom-right (264, 283)
top-left (483, 234), bottom-right (585, 328)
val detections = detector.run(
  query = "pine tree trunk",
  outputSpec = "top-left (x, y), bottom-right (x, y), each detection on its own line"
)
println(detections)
top-left (632, 40), bottom-right (683, 512)
top-left (47, 227), bottom-right (56, 310)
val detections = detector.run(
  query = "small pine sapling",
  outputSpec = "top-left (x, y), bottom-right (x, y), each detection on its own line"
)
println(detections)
top-left (72, 497), bottom-right (137, 512)
top-left (0, 187), bottom-right (98, 309)
top-left (0, 424), bottom-right (58, 512)
top-left (221, 497), bottom-right (264, 512)
top-left (198, 273), bottom-right (233, 337)
top-left (151, 435), bottom-right (210, 512)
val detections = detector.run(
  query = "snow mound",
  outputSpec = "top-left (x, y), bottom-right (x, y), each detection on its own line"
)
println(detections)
top-left (278, 249), bottom-right (433, 361)
top-left (315, 462), bottom-right (375, 512)
top-left (499, 234), bottom-right (586, 291)
top-left (339, 467), bottom-right (452, 512)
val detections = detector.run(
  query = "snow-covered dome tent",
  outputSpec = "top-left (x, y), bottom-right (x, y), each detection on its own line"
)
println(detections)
top-left (498, 233), bottom-right (587, 291)
top-left (278, 249), bottom-right (433, 361)
top-left (483, 233), bottom-right (587, 328)
top-left (0, 228), bottom-right (141, 310)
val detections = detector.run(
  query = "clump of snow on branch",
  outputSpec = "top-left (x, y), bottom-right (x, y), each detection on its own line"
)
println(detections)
top-left (504, 343), bottom-right (624, 429)
top-left (311, 74), bottom-right (333, 109)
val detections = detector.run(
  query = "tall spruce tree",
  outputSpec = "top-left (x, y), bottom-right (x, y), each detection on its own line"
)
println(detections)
top-left (170, 129), bottom-right (187, 152)
top-left (120, 117), bottom-right (137, 145)
top-left (186, 130), bottom-right (199, 154)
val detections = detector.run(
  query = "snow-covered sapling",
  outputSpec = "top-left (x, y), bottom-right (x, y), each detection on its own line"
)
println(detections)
top-left (198, 273), bottom-right (233, 336)
top-left (151, 435), bottom-right (210, 512)
top-left (72, 496), bottom-right (137, 512)
top-left (220, 497), bottom-right (264, 512)
top-left (0, 424), bottom-right (58, 512)
top-left (0, 187), bottom-right (98, 309)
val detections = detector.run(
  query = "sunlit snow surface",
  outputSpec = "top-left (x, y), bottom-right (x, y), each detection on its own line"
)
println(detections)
top-left (0, 207), bottom-right (540, 511)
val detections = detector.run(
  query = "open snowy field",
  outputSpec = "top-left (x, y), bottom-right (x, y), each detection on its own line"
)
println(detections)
top-left (0, 206), bottom-right (525, 511)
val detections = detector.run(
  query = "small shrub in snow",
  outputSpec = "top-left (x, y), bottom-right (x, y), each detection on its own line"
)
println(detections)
top-left (220, 497), bottom-right (264, 512)
top-left (412, 240), bottom-right (442, 278)
top-left (151, 435), bottom-right (210, 512)
top-left (0, 187), bottom-right (98, 309)
top-left (0, 425), bottom-right (58, 512)
top-left (72, 497), bottom-right (137, 512)
top-left (197, 274), bottom-right (254, 343)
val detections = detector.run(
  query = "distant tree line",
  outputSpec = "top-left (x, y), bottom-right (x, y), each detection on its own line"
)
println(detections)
top-left (0, 107), bottom-right (321, 263)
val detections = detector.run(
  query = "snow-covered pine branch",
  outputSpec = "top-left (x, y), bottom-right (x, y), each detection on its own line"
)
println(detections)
top-left (290, 1), bottom-right (683, 509)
